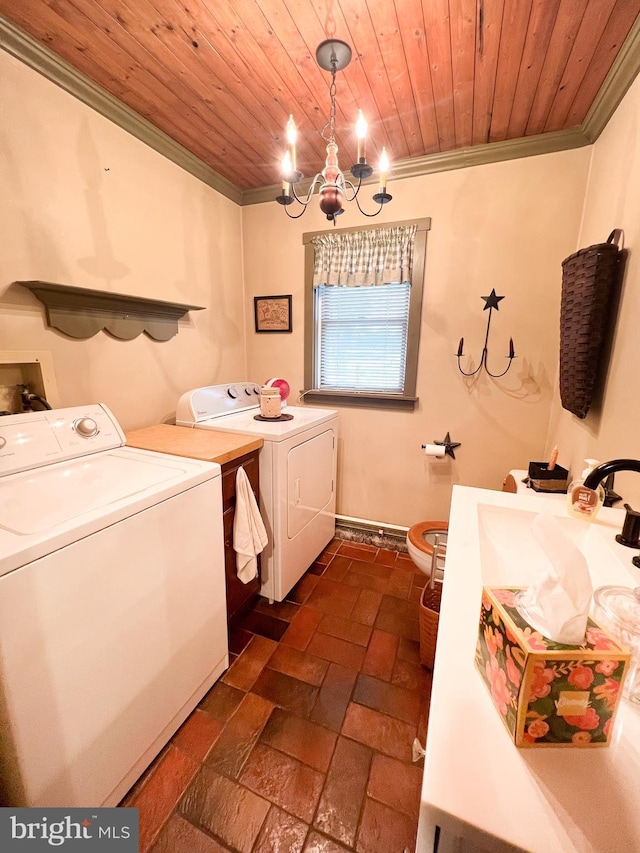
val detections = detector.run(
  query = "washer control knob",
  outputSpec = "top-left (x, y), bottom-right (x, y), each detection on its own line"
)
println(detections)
top-left (74, 417), bottom-right (99, 437)
top-left (0, 436), bottom-right (6, 449)
top-left (244, 387), bottom-right (253, 395)
top-left (252, 386), bottom-right (260, 395)
top-left (227, 387), bottom-right (238, 399)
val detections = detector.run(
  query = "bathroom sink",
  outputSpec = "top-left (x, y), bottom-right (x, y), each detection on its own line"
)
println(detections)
top-left (477, 502), bottom-right (636, 589)
top-left (419, 486), bottom-right (640, 853)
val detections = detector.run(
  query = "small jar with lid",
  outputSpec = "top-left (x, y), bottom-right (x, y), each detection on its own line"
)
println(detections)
top-left (259, 386), bottom-right (281, 418)
top-left (593, 585), bottom-right (640, 703)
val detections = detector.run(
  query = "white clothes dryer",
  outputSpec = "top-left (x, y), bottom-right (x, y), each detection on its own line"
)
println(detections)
top-left (0, 404), bottom-right (227, 807)
top-left (176, 383), bottom-right (338, 602)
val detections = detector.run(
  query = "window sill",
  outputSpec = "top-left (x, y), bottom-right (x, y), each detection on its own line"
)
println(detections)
top-left (302, 390), bottom-right (418, 411)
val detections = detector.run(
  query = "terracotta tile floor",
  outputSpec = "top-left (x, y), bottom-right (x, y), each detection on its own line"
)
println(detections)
top-left (120, 539), bottom-right (432, 853)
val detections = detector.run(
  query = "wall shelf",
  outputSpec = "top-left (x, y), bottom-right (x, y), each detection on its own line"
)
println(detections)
top-left (17, 281), bottom-right (205, 341)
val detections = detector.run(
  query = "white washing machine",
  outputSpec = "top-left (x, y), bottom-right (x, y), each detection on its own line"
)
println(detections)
top-left (176, 383), bottom-right (338, 602)
top-left (0, 404), bottom-right (227, 807)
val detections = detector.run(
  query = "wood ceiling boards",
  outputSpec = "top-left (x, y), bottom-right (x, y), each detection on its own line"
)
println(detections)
top-left (1, 1), bottom-right (639, 203)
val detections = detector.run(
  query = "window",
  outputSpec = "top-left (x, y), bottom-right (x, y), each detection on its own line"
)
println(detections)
top-left (315, 281), bottom-right (411, 393)
top-left (303, 218), bottom-right (430, 409)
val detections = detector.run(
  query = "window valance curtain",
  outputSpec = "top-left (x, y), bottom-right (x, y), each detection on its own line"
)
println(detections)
top-left (311, 224), bottom-right (417, 287)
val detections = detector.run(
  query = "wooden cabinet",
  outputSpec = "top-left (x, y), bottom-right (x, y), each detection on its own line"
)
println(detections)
top-left (221, 450), bottom-right (261, 624)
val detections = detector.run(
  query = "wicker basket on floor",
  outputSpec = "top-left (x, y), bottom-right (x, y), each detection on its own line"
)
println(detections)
top-left (419, 535), bottom-right (446, 670)
top-left (560, 230), bottom-right (622, 419)
top-left (419, 581), bottom-right (442, 669)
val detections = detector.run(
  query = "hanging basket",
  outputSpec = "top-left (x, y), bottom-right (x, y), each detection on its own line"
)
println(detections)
top-left (559, 230), bottom-right (622, 419)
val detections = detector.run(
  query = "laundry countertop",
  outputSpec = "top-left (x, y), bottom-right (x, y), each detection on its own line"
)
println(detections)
top-left (125, 423), bottom-right (263, 465)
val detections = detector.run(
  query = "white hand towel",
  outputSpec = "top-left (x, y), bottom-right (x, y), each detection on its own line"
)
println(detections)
top-left (233, 466), bottom-right (268, 584)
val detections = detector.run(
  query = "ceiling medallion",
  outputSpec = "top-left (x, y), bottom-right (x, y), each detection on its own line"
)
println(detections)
top-left (275, 39), bottom-right (392, 224)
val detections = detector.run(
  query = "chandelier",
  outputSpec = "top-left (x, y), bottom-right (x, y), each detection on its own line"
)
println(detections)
top-left (275, 39), bottom-right (392, 223)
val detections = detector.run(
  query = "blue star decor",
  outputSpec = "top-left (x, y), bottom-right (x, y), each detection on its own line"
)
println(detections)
top-left (456, 292), bottom-right (516, 378)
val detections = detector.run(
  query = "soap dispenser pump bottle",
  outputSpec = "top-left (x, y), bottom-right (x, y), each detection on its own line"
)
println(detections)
top-left (567, 459), bottom-right (605, 520)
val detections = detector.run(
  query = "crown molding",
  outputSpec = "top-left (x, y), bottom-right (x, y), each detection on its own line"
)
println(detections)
top-left (0, 15), bottom-right (241, 205)
top-left (582, 13), bottom-right (640, 142)
top-left (241, 127), bottom-right (590, 206)
top-left (2, 11), bottom-right (639, 208)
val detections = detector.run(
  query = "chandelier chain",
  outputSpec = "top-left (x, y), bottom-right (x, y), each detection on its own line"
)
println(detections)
top-left (328, 68), bottom-right (337, 142)
top-left (320, 64), bottom-right (339, 144)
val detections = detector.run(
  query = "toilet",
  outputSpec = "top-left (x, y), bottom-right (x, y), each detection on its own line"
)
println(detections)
top-left (407, 473), bottom-right (513, 577)
top-left (406, 520), bottom-right (449, 577)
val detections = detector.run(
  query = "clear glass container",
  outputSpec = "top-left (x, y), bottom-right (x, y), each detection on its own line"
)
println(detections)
top-left (593, 585), bottom-right (640, 704)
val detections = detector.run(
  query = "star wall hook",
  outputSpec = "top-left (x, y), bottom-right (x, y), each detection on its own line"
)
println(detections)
top-left (456, 289), bottom-right (516, 378)
top-left (434, 432), bottom-right (461, 459)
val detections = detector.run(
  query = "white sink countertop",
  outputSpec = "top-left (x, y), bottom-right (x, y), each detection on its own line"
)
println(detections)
top-left (418, 485), bottom-right (640, 853)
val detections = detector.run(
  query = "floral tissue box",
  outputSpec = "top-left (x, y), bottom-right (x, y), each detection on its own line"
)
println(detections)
top-left (475, 587), bottom-right (630, 747)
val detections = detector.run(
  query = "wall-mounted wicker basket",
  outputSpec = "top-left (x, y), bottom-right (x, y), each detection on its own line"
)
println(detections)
top-left (559, 230), bottom-right (623, 419)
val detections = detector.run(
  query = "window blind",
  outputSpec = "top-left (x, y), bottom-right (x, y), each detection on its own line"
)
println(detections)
top-left (315, 282), bottom-right (411, 393)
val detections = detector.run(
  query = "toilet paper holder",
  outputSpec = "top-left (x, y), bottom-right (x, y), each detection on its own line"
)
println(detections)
top-left (422, 432), bottom-right (461, 459)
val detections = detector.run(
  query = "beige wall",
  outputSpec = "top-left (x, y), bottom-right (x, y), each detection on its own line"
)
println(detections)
top-left (547, 73), bottom-right (640, 508)
top-left (242, 148), bottom-right (591, 526)
top-left (9, 40), bottom-right (637, 529)
top-left (0, 50), bottom-right (246, 431)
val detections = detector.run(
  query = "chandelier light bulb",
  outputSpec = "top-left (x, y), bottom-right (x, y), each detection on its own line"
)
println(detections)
top-left (286, 115), bottom-right (297, 171)
top-left (378, 147), bottom-right (389, 192)
top-left (355, 110), bottom-right (368, 161)
top-left (286, 115), bottom-right (297, 144)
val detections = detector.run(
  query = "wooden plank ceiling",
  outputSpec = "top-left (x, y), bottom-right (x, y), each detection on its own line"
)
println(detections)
top-left (1, 0), bottom-right (639, 193)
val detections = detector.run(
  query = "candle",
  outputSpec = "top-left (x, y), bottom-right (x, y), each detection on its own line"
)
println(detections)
top-left (547, 445), bottom-right (558, 471)
top-left (378, 147), bottom-right (389, 193)
top-left (355, 110), bottom-right (367, 162)
top-left (281, 152), bottom-right (292, 196)
top-left (509, 337), bottom-right (515, 358)
top-left (286, 115), bottom-right (297, 173)
top-left (457, 337), bottom-right (464, 358)
top-left (281, 151), bottom-right (292, 184)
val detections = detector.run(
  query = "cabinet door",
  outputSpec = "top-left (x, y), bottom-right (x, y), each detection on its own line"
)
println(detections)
top-left (222, 453), bottom-right (260, 510)
top-left (223, 506), bottom-right (248, 621)
top-left (221, 452), bottom-right (261, 623)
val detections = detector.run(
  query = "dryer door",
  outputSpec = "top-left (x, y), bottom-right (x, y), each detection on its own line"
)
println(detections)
top-left (287, 427), bottom-right (335, 538)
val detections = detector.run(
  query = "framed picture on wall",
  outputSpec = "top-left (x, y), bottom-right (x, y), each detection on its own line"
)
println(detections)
top-left (254, 295), bottom-right (292, 333)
